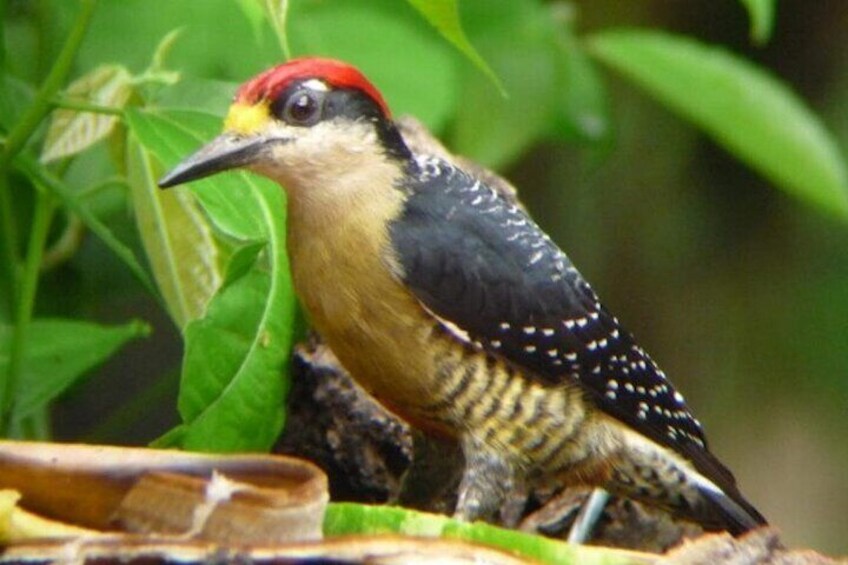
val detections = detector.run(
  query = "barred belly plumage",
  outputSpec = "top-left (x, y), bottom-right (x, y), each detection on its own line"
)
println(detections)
top-left (417, 323), bottom-right (610, 479)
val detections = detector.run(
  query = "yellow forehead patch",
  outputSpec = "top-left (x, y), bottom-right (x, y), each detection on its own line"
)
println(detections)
top-left (224, 102), bottom-right (271, 135)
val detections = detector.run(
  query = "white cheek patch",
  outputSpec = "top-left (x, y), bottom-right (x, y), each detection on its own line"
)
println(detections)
top-left (255, 119), bottom-right (388, 195)
top-left (293, 120), bottom-right (380, 160)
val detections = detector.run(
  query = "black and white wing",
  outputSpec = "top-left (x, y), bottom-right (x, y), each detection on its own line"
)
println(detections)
top-left (389, 155), bottom-right (757, 520)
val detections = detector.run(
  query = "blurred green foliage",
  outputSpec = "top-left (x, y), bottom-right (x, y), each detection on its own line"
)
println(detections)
top-left (1, 0), bottom-right (846, 554)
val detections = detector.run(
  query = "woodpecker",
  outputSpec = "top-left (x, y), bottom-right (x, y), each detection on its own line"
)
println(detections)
top-left (159, 57), bottom-right (766, 534)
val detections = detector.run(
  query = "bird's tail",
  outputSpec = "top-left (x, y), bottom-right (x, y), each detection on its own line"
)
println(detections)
top-left (605, 444), bottom-right (767, 535)
top-left (692, 474), bottom-right (767, 535)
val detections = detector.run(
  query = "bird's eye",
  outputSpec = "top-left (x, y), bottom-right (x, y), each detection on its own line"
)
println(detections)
top-left (282, 90), bottom-right (322, 126)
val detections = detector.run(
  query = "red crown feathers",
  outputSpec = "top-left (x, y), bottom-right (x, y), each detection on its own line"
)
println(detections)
top-left (235, 57), bottom-right (390, 117)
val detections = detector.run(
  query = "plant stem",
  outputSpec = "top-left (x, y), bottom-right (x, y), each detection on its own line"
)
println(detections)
top-left (0, 0), bottom-right (98, 167)
top-left (0, 0), bottom-right (12, 310)
top-left (0, 0), bottom-right (97, 433)
top-left (2, 190), bottom-right (55, 432)
top-left (16, 154), bottom-right (158, 296)
top-left (41, 214), bottom-right (84, 272)
top-left (0, 173), bottom-right (18, 311)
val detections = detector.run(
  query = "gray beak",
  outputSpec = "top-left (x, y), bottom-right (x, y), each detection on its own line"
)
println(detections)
top-left (158, 133), bottom-right (269, 189)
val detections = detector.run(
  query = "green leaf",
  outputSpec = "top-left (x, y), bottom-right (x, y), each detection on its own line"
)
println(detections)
top-left (178, 267), bottom-right (288, 451)
top-left (153, 78), bottom-right (239, 117)
top-left (223, 240), bottom-right (266, 285)
top-left (151, 424), bottom-right (186, 448)
top-left (549, 6), bottom-right (609, 145)
top-left (126, 108), bottom-right (296, 452)
top-left (287, 2), bottom-right (456, 132)
top-left (125, 131), bottom-right (222, 329)
top-left (235, 0), bottom-right (268, 43)
top-left (126, 109), bottom-right (281, 240)
top-left (405, 0), bottom-right (503, 94)
top-left (0, 319), bottom-right (149, 422)
top-left (589, 30), bottom-right (848, 218)
top-left (739, 0), bottom-right (776, 44)
top-left (41, 65), bottom-right (133, 163)
top-left (324, 503), bottom-right (649, 565)
top-left (450, 0), bottom-right (557, 168)
top-left (0, 75), bottom-right (35, 132)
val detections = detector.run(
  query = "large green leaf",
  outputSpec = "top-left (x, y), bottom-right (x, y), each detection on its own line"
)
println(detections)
top-left (125, 108), bottom-right (296, 451)
top-left (125, 131), bottom-right (222, 328)
top-left (177, 266), bottom-right (288, 450)
top-left (589, 30), bottom-right (848, 218)
top-left (0, 319), bottom-right (149, 422)
top-left (738, 0), bottom-right (776, 44)
top-left (126, 109), bottom-right (284, 240)
top-left (404, 0), bottom-right (502, 94)
top-left (324, 503), bottom-right (649, 565)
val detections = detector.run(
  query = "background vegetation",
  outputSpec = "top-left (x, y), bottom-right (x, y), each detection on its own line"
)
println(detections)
top-left (1, 0), bottom-right (846, 554)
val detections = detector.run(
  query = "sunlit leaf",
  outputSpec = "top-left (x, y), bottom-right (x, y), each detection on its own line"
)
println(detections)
top-left (127, 109), bottom-right (280, 239)
top-left (739, 0), bottom-right (776, 44)
top-left (589, 30), bottom-right (848, 218)
top-left (325, 503), bottom-right (649, 565)
top-left (405, 0), bottom-right (503, 94)
top-left (125, 132), bottom-right (222, 328)
top-left (126, 108), bottom-right (296, 451)
top-left (0, 319), bottom-right (149, 422)
top-left (41, 65), bottom-right (132, 163)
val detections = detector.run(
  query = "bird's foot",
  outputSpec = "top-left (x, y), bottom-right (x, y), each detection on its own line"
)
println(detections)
top-left (454, 436), bottom-right (522, 524)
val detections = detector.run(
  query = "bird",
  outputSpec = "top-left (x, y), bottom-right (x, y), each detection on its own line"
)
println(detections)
top-left (159, 57), bottom-right (767, 535)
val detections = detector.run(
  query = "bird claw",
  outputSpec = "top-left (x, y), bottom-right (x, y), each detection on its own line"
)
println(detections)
top-left (454, 437), bottom-right (520, 523)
